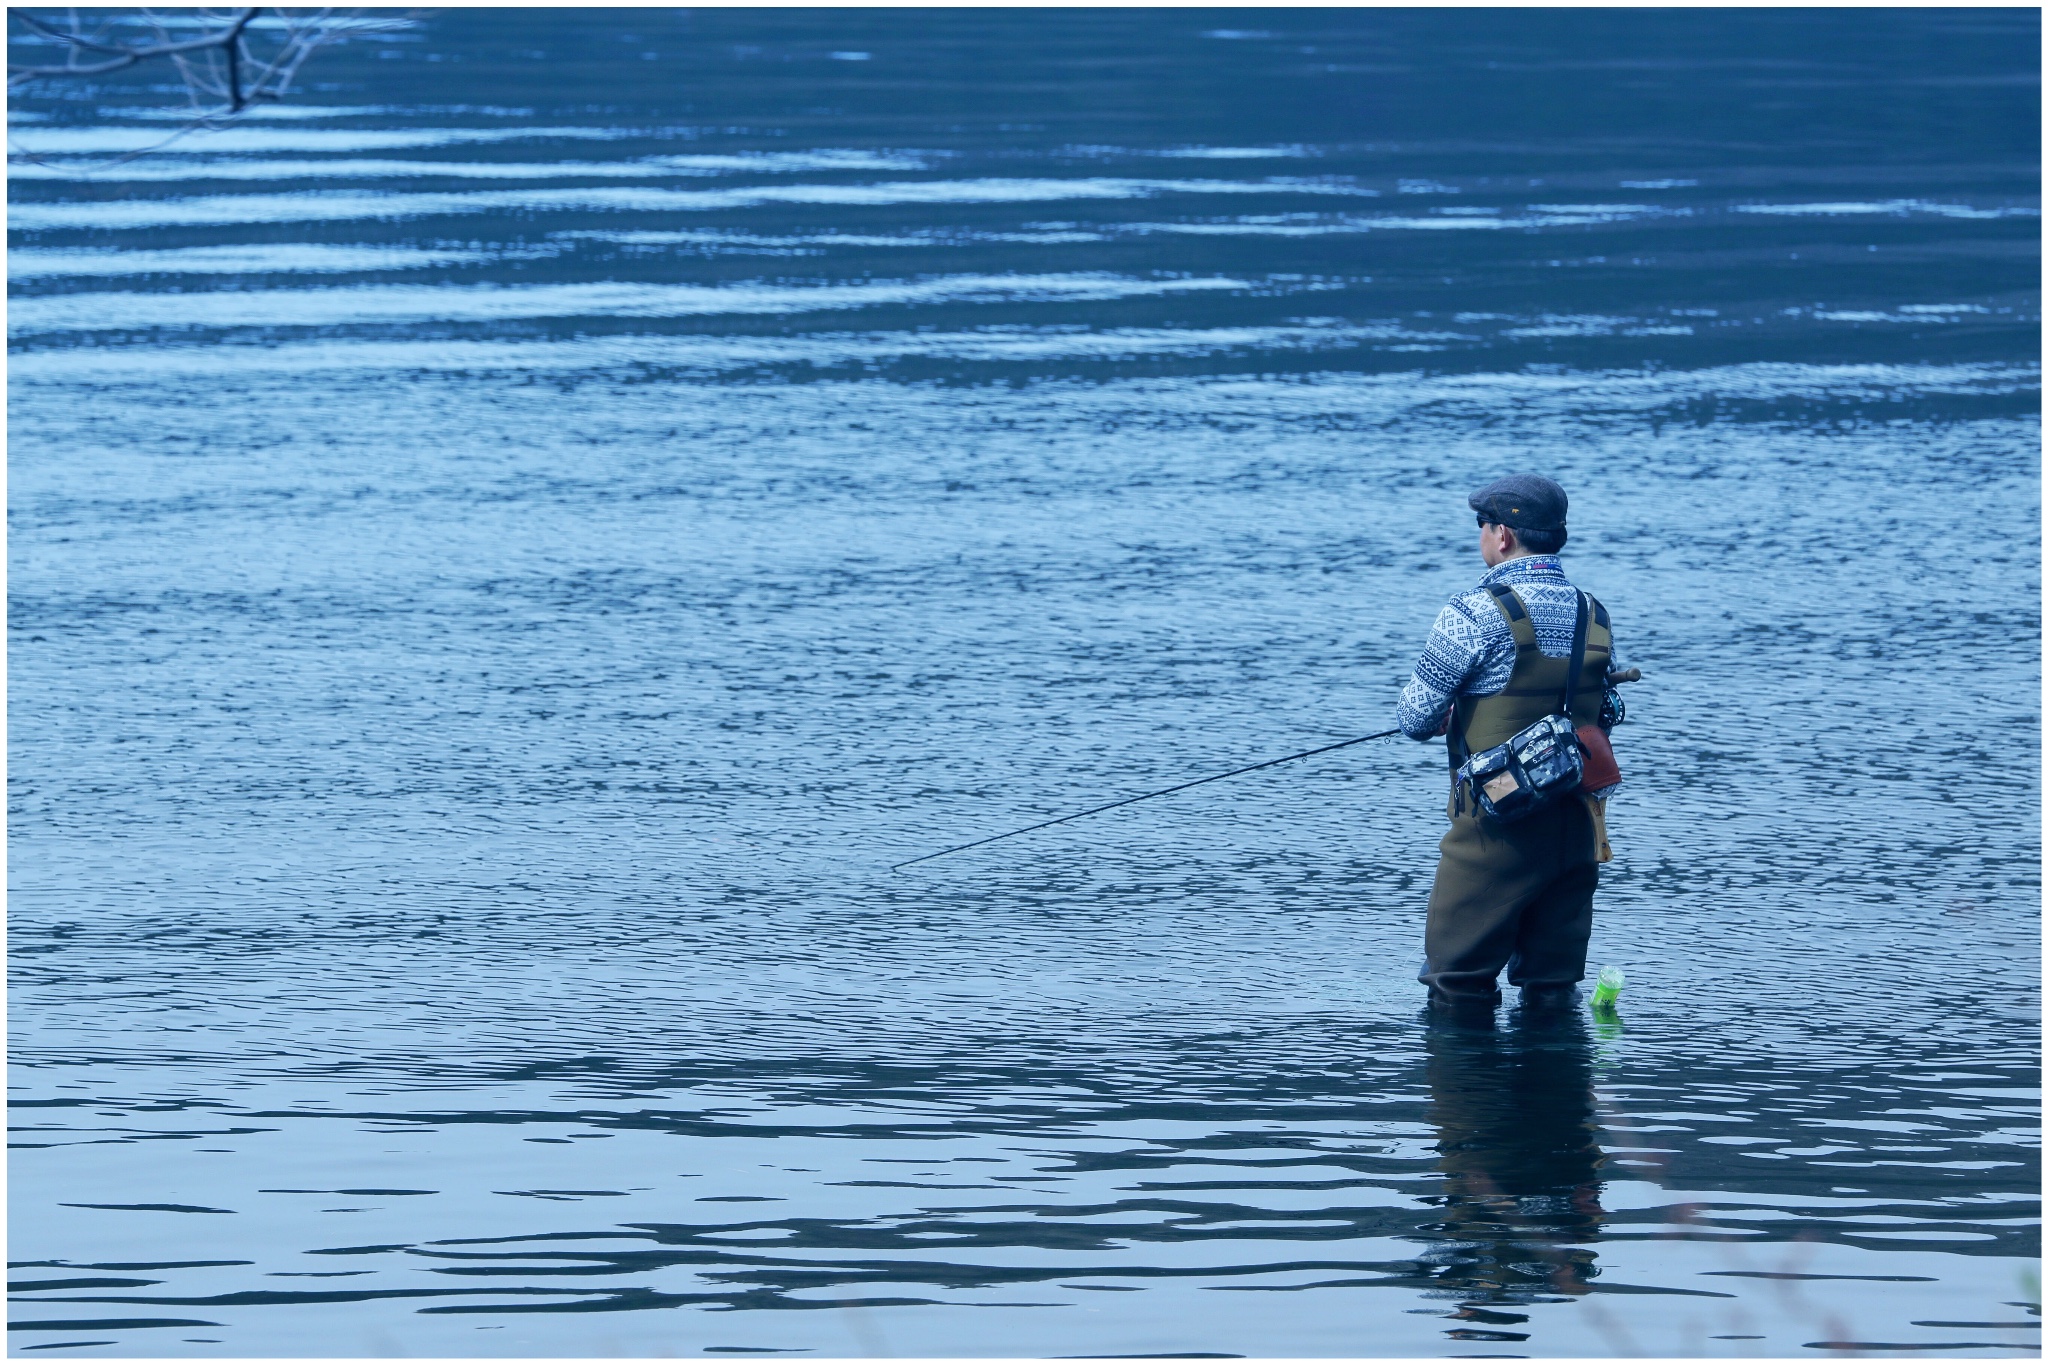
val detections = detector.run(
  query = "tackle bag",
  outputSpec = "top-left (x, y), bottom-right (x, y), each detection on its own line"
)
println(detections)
top-left (1458, 712), bottom-right (1583, 822)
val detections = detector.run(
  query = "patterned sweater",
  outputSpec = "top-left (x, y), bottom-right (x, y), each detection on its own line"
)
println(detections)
top-left (1396, 555), bottom-right (1623, 742)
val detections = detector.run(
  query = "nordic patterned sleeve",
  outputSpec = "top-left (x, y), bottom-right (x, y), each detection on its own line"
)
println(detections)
top-left (1396, 599), bottom-right (1487, 740)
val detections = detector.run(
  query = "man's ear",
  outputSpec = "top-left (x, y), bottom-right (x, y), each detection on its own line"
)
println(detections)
top-left (1497, 525), bottom-right (1518, 556)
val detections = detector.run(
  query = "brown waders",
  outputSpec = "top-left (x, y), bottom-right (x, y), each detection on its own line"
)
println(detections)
top-left (1422, 585), bottom-right (1611, 1007)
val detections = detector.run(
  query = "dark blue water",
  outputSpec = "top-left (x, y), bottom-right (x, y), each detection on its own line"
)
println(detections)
top-left (8, 8), bottom-right (2040, 1357)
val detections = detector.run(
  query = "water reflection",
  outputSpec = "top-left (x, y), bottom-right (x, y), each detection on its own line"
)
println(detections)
top-left (1420, 1009), bottom-right (1605, 1339)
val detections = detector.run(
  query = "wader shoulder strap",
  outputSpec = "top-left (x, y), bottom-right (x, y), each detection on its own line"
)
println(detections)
top-left (1483, 584), bottom-right (1541, 658)
top-left (1451, 585), bottom-right (1538, 780)
top-left (1583, 594), bottom-right (1613, 690)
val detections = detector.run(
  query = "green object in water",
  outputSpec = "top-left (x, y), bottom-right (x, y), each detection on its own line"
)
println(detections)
top-left (1591, 965), bottom-right (1626, 1008)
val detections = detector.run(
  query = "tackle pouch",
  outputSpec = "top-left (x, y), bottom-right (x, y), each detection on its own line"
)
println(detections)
top-left (1576, 721), bottom-right (1622, 797)
top-left (1458, 713), bottom-right (1584, 822)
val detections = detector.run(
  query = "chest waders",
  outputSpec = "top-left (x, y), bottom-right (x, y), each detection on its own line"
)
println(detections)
top-left (1421, 585), bottom-right (1614, 1008)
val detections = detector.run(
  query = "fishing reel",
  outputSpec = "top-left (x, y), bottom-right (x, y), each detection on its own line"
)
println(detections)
top-left (1600, 666), bottom-right (1641, 730)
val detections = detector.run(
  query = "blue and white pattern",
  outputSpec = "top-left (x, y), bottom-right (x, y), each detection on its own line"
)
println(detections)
top-left (1396, 555), bottom-right (1622, 741)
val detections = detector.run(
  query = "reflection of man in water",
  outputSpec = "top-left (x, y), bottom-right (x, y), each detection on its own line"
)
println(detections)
top-left (1420, 1011), bottom-right (1606, 1328)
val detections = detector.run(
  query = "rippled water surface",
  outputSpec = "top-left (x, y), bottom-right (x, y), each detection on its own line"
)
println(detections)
top-left (8, 9), bottom-right (2041, 1358)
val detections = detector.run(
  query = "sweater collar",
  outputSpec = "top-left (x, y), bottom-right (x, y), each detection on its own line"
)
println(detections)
top-left (1478, 554), bottom-right (1566, 588)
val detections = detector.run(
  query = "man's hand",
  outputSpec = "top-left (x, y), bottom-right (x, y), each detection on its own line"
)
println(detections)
top-left (1431, 710), bottom-right (1451, 738)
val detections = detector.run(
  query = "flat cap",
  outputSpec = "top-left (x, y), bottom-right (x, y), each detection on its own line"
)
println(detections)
top-left (1468, 473), bottom-right (1568, 532)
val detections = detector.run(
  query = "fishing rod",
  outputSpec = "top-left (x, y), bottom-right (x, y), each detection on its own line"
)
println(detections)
top-left (890, 668), bottom-right (1644, 873)
top-left (890, 726), bottom-right (1404, 872)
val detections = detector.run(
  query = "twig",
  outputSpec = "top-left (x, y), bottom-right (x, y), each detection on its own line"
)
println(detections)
top-left (7, 7), bottom-right (418, 169)
top-left (8, 8), bottom-right (258, 86)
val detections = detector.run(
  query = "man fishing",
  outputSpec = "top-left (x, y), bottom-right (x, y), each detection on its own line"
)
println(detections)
top-left (893, 474), bottom-right (1633, 912)
top-left (1397, 474), bottom-right (1624, 1011)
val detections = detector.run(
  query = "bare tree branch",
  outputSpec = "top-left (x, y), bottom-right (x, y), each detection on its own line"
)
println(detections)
top-left (8, 7), bottom-right (421, 167)
top-left (10, 7), bottom-right (259, 75)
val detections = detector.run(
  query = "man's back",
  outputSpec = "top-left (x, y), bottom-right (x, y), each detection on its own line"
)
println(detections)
top-left (1398, 554), bottom-right (1620, 742)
